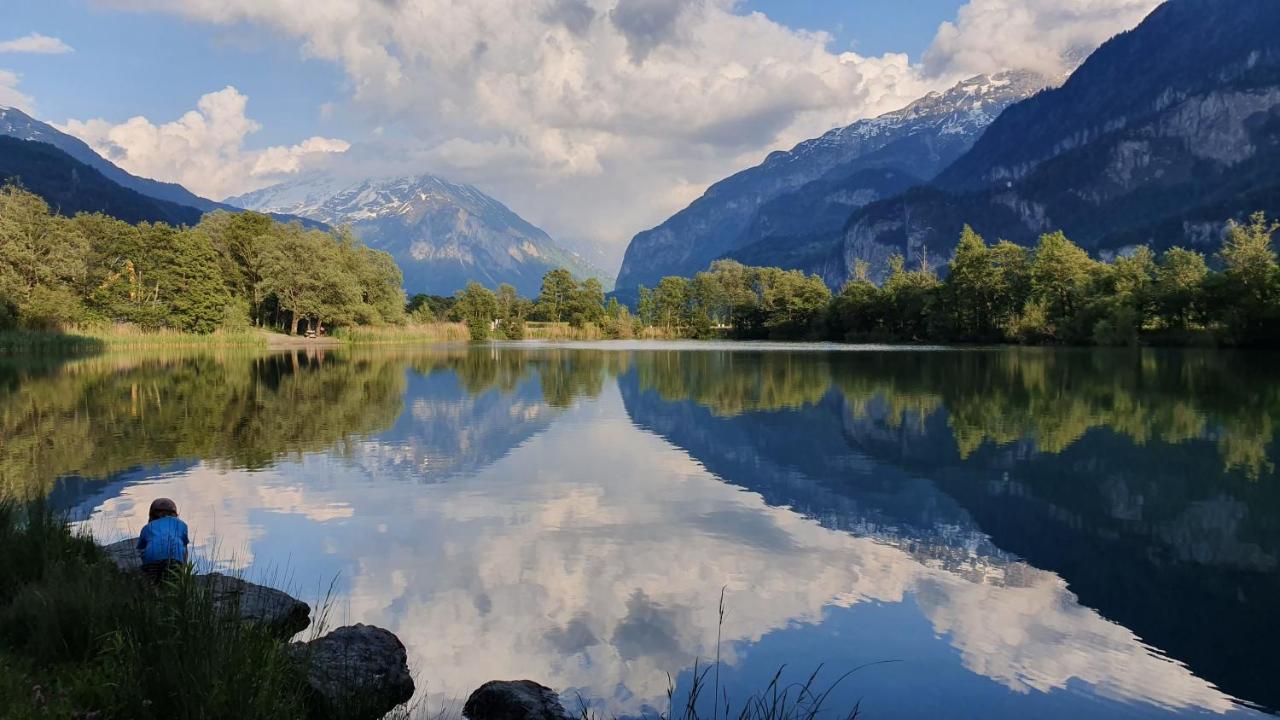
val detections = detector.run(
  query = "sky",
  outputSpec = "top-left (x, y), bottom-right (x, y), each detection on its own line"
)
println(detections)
top-left (1, 0), bottom-right (1162, 269)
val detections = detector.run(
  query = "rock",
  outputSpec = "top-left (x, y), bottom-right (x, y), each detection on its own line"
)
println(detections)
top-left (292, 624), bottom-right (415, 720)
top-left (195, 572), bottom-right (311, 637)
top-left (98, 539), bottom-right (311, 636)
top-left (102, 538), bottom-right (143, 573)
top-left (463, 680), bottom-right (573, 720)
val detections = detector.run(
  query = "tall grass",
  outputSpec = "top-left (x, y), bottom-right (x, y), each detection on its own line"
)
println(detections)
top-left (334, 322), bottom-right (471, 345)
top-left (0, 502), bottom-right (311, 720)
top-left (523, 322), bottom-right (686, 341)
top-left (0, 325), bottom-right (267, 354)
top-left (0, 330), bottom-right (106, 355)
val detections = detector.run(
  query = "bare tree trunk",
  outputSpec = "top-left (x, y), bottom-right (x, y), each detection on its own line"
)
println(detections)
top-left (290, 311), bottom-right (300, 336)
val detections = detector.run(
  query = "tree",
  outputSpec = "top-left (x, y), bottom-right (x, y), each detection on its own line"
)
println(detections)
top-left (0, 186), bottom-right (88, 328)
top-left (536, 268), bottom-right (577, 322)
top-left (567, 277), bottom-right (606, 328)
top-left (1217, 212), bottom-right (1280, 344)
top-left (1154, 247), bottom-right (1208, 331)
top-left (1028, 231), bottom-right (1099, 341)
top-left (455, 282), bottom-right (499, 341)
top-left (197, 210), bottom-right (276, 326)
top-left (653, 276), bottom-right (690, 331)
top-left (758, 268), bottom-right (831, 340)
top-left (881, 254), bottom-right (940, 340)
top-left (832, 261), bottom-right (880, 341)
top-left (636, 286), bottom-right (656, 327)
top-left (495, 283), bottom-right (528, 339)
top-left (161, 226), bottom-right (232, 334)
top-left (1091, 246), bottom-right (1156, 346)
top-left (945, 226), bottom-right (989, 338)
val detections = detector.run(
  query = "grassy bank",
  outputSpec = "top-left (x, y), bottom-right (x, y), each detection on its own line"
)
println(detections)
top-left (0, 326), bottom-right (267, 354)
top-left (523, 321), bottom-right (687, 342)
top-left (0, 323), bottom-right (474, 354)
top-left (0, 503), bottom-right (311, 720)
top-left (333, 322), bottom-right (470, 345)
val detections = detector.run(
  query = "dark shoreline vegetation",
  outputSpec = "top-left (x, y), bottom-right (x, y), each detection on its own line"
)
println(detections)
top-left (433, 214), bottom-right (1280, 348)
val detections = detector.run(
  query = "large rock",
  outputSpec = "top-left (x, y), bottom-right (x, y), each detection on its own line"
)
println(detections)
top-left (98, 539), bottom-right (310, 636)
top-left (292, 624), bottom-right (415, 720)
top-left (196, 572), bottom-right (311, 637)
top-left (463, 680), bottom-right (573, 720)
top-left (102, 538), bottom-right (143, 573)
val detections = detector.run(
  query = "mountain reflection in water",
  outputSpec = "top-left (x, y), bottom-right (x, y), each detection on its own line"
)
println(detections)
top-left (4, 345), bottom-right (1275, 719)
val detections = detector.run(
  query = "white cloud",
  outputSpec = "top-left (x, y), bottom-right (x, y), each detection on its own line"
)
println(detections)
top-left (0, 33), bottom-right (74, 54)
top-left (95, 0), bottom-right (1159, 264)
top-left (57, 86), bottom-right (350, 200)
top-left (0, 69), bottom-right (34, 112)
top-left (922, 0), bottom-right (1162, 79)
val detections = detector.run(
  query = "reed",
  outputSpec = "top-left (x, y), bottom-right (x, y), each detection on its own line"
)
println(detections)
top-left (334, 322), bottom-right (471, 344)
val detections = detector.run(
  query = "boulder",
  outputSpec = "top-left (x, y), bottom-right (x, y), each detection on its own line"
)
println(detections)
top-left (196, 572), bottom-right (311, 637)
top-left (102, 538), bottom-right (143, 573)
top-left (292, 624), bottom-right (415, 720)
top-left (463, 680), bottom-right (573, 720)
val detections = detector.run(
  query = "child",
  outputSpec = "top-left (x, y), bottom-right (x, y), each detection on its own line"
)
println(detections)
top-left (137, 497), bottom-right (190, 583)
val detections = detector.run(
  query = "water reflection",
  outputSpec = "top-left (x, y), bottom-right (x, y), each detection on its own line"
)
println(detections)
top-left (3, 345), bottom-right (1274, 718)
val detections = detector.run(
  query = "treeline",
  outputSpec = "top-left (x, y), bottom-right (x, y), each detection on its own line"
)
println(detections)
top-left (505, 212), bottom-right (1280, 347)
top-left (408, 268), bottom-right (624, 341)
top-left (0, 185), bottom-right (405, 335)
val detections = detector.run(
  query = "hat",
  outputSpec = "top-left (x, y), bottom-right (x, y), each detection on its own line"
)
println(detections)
top-left (148, 497), bottom-right (179, 521)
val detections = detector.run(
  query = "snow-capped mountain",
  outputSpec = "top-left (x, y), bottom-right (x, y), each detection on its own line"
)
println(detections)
top-left (828, 0), bottom-right (1280, 287)
top-left (615, 71), bottom-right (1050, 291)
top-left (229, 174), bottom-right (611, 296)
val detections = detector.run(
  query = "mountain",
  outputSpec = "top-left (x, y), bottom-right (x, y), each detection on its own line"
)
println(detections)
top-left (228, 174), bottom-right (611, 297)
top-left (823, 0), bottom-right (1280, 286)
top-left (0, 105), bottom-right (322, 228)
top-left (614, 71), bottom-right (1050, 291)
top-left (0, 136), bottom-right (204, 225)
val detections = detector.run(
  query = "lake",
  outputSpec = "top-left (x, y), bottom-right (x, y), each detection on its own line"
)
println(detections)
top-left (4, 342), bottom-right (1278, 719)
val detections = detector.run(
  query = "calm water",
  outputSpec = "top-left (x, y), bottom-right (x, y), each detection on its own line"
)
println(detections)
top-left (4, 343), bottom-right (1279, 718)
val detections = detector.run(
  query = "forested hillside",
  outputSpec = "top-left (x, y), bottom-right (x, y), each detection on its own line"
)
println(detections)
top-left (0, 137), bottom-right (203, 226)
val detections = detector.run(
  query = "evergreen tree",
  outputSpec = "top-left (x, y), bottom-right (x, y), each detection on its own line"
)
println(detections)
top-left (455, 282), bottom-right (499, 341)
top-left (536, 268), bottom-right (577, 322)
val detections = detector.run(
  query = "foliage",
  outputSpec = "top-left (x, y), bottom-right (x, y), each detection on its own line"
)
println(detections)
top-left (455, 282), bottom-right (500, 341)
top-left (0, 185), bottom-right (405, 336)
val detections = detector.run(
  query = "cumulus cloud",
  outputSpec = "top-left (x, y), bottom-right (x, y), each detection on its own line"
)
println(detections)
top-left (0, 69), bottom-right (34, 112)
top-left (57, 86), bottom-right (350, 200)
top-left (95, 0), bottom-right (1159, 264)
top-left (0, 32), bottom-right (74, 54)
top-left (922, 0), bottom-right (1162, 79)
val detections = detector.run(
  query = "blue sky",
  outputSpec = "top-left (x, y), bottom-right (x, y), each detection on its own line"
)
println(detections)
top-left (0, 0), bottom-right (1155, 263)
top-left (741, 0), bottom-right (966, 57)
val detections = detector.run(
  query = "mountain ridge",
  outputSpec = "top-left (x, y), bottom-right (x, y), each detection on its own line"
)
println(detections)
top-left (0, 105), bottom-right (323, 229)
top-left (230, 173), bottom-right (612, 297)
top-left (821, 0), bottom-right (1280, 286)
top-left (0, 136), bottom-right (205, 226)
top-left (614, 70), bottom-right (1051, 291)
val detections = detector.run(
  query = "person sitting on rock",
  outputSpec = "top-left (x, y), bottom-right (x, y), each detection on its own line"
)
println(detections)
top-left (137, 497), bottom-right (190, 583)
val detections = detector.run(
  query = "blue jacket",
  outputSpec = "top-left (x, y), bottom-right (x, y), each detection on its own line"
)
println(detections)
top-left (137, 516), bottom-right (189, 565)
